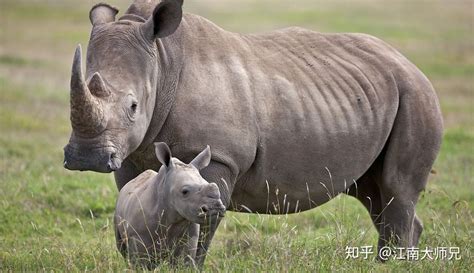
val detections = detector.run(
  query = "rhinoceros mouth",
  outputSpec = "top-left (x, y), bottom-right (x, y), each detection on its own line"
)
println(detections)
top-left (107, 153), bottom-right (122, 171)
top-left (63, 144), bottom-right (122, 173)
top-left (196, 203), bottom-right (226, 223)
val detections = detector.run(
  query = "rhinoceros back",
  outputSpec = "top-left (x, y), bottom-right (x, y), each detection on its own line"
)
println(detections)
top-left (158, 15), bottom-right (425, 212)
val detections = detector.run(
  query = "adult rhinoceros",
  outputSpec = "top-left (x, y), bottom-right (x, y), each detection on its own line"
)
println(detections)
top-left (63, 0), bottom-right (443, 266)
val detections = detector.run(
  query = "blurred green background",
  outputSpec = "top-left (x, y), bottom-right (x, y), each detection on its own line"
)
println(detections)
top-left (1, 0), bottom-right (472, 271)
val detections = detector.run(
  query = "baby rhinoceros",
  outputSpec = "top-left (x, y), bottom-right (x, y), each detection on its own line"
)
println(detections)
top-left (114, 142), bottom-right (225, 268)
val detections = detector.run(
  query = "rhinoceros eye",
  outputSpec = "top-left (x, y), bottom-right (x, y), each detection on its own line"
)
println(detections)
top-left (181, 189), bottom-right (189, 196)
top-left (131, 102), bottom-right (138, 113)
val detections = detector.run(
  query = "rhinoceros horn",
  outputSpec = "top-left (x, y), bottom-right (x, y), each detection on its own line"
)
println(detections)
top-left (88, 72), bottom-right (111, 98)
top-left (70, 45), bottom-right (106, 136)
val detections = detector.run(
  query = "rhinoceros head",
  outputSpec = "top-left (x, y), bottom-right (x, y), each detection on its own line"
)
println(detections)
top-left (64, 1), bottom-right (183, 173)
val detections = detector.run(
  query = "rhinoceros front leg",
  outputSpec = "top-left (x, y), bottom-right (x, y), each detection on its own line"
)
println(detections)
top-left (195, 161), bottom-right (235, 267)
top-left (196, 215), bottom-right (221, 267)
top-left (114, 158), bottom-right (141, 191)
top-left (170, 223), bottom-right (200, 267)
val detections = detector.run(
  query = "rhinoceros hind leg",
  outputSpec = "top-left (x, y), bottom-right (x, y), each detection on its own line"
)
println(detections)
top-left (374, 84), bottom-right (442, 256)
top-left (412, 213), bottom-right (424, 246)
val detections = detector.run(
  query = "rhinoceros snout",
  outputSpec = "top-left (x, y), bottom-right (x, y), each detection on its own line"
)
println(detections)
top-left (63, 144), bottom-right (120, 173)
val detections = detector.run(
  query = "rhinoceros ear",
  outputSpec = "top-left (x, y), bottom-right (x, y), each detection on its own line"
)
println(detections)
top-left (89, 3), bottom-right (119, 26)
top-left (141, 0), bottom-right (183, 40)
top-left (155, 142), bottom-right (173, 168)
top-left (190, 145), bottom-right (211, 170)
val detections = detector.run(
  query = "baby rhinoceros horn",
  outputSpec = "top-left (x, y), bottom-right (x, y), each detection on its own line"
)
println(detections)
top-left (206, 183), bottom-right (221, 199)
top-left (69, 45), bottom-right (108, 136)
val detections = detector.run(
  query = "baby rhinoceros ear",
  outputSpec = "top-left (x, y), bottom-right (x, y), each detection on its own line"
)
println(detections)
top-left (190, 145), bottom-right (211, 170)
top-left (154, 142), bottom-right (172, 168)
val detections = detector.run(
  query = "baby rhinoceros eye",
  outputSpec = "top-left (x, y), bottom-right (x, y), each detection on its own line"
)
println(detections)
top-left (181, 188), bottom-right (189, 196)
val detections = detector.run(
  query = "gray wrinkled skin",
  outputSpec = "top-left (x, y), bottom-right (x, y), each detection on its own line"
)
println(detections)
top-left (115, 142), bottom-right (225, 268)
top-left (64, 0), bottom-right (443, 266)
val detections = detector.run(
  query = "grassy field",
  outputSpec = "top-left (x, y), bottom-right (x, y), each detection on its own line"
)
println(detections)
top-left (0, 0), bottom-right (472, 271)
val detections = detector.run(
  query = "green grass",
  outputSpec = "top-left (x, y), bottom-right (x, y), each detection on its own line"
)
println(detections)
top-left (1, 0), bottom-right (472, 271)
